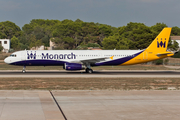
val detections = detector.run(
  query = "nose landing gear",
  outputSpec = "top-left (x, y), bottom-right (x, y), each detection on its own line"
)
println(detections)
top-left (22, 66), bottom-right (26, 73)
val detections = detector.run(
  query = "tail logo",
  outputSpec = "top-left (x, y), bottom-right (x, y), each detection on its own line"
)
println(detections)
top-left (157, 38), bottom-right (166, 48)
top-left (27, 51), bottom-right (36, 59)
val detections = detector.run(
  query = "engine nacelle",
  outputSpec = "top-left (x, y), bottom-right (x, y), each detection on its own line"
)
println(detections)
top-left (64, 63), bottom-right (85, 70)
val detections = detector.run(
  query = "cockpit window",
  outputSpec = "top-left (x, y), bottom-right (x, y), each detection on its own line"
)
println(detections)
top-left (10, 54), bottom-right (17, 57)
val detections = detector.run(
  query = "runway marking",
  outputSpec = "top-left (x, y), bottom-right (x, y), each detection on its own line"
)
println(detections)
top-left (49, 90), bottom-right (67, 120)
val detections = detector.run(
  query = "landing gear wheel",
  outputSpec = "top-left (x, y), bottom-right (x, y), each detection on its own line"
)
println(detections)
top-left (22, 66), bottom-right (26, 73)
top-left (22, 70), bottom-right (26, 73)
top-left (88, 69), bottom-right (93, 73)
top-left (86, 68), bottom-right (93, 73)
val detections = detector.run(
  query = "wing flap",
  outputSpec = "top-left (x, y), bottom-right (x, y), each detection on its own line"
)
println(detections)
top-left (71, 57), bottom-right (109, 64)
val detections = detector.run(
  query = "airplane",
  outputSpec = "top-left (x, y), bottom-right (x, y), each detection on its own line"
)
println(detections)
top-left (4, 28), bottom-right (174, 73)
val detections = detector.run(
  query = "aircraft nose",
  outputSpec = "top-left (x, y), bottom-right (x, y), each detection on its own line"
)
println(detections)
top-left (4, 57), bottom-right (9, 64)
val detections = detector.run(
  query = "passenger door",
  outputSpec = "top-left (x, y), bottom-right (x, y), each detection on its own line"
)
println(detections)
top-left (21, 51), bottom-right (26, 61)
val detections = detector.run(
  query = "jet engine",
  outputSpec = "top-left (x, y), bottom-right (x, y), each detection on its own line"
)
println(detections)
top-left (63, 63), bottom-right (85, 70)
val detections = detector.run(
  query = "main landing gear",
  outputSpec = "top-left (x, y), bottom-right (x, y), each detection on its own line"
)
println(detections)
top-left (85, 64), bottom-right (93, 73)
top-left (86, 68), bottom-right (93, 73)
top-left (22, 66), bottom-right (26, 73)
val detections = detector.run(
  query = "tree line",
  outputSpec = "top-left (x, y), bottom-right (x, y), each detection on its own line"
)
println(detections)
top-left (0, 19), bottom-right (179, 51)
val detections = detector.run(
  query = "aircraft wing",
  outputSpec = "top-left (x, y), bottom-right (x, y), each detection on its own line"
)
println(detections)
top-left (71, 57), bottom-right (109, 64)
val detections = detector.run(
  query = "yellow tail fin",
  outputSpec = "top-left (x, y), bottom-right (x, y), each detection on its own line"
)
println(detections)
top-left (121, 27), bottom-right (173, 66)
top-left (146, 28), bottom-right (171, 52)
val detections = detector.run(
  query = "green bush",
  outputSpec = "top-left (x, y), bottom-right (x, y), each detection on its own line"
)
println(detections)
top-left (164, 59), bottom-right (169, 65)
top-left (172, 51), bottom-right (180, 58)
top-left (87, 43), bottom-right (100, 47)
top-left (153, 59), bottom-right (163, 65)
top-left (0, 44), bottom-right (3, 52)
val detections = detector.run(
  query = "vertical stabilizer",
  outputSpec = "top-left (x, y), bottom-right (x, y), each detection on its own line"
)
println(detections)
top-left (146, 28), bottom-right (171, 52)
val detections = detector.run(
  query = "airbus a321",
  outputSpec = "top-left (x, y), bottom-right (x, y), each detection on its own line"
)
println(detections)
top-left (4, 28), bottom-right (174, 73)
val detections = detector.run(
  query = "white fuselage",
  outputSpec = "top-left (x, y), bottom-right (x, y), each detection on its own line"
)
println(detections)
top-left (4, 50), bottom-right (143, 66)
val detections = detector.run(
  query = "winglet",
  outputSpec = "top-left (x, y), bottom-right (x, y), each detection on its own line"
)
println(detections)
top-left (110, 56), bottom-right (114, 60)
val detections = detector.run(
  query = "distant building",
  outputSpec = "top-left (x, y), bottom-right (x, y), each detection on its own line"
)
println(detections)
top-left (31, 45), bottom-right (45, 50)
top-left (171, 36), bottom-right (180, 48)
top-left (30, 39), bottom-right (102, 50)
top-left (50, 39), bottom-right (56, 48)
top-left (30, 39), bottom-right (55, 50)
top-left (0, 39), bottom-right (10, 53)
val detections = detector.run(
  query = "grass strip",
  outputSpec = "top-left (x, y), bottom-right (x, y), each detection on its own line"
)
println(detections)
top-left (0, 77), bottom-right (179, 90)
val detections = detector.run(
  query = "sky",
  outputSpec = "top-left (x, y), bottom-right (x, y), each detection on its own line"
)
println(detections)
top-left (0, 0), bottom-right (180, 28)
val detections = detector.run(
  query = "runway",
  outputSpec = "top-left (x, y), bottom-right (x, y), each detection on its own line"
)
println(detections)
top-left (0, 90), bottom-right (180, 120)
top-left (0, 70), bottom-right (180, 78)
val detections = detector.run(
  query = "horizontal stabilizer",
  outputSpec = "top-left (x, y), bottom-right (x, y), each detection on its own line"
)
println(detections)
top-left (156, 52), bottom-right (174, 57)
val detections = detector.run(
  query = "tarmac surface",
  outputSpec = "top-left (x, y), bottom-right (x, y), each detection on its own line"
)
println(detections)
top-left (0, 70), bottom-right (180, 78)
top-left (0, 90), bottom-right (65, 120)
top-left (0, 90), bottom-right (180, 120)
